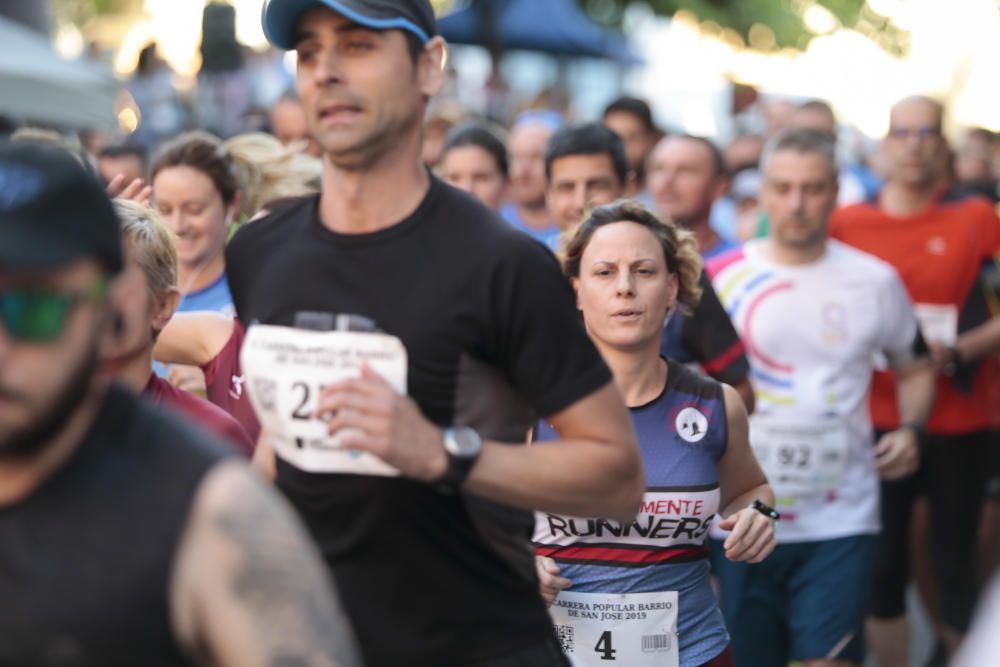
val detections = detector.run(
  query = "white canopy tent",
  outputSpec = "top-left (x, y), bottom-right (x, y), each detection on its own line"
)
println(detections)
top-left (0, 15), bottom-right (119, 130)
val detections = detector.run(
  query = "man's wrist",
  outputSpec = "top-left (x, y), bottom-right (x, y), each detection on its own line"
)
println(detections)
top-left (899, 421), bottom-right (926, 441)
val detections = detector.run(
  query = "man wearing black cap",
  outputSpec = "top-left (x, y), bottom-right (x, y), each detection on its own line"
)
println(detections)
top-left (0, 143), bottom-right (359, 666)
top-left (229, 1), bottom-right (644, 666)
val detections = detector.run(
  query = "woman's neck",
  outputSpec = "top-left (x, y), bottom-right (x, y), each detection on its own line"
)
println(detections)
top-left (596, 340), bottom-right (668, 407)
top-left (178, 254), bottom-right (226, 296)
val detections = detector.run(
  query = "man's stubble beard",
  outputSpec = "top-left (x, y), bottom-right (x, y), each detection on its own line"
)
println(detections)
top-left (0, 334), bottom-right (103, 461)
top-left (319, 106), bottom-right (423, 173)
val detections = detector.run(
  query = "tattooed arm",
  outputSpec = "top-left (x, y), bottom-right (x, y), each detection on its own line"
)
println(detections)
top-left (170, 461), bottom-right (361, 667)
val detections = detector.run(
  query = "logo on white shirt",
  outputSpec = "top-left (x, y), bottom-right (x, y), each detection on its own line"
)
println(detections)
top-left (675, 407), bottom-right (709, 443)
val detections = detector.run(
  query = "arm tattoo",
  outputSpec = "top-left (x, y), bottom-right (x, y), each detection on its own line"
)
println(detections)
top-left (215, 478), bottom-right (360, 667)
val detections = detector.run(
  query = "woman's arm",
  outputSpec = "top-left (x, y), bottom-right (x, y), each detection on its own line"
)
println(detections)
top-left (716, 384), bottom-right (776, 563)
top-left (154, 312), bottom-right (236, 368)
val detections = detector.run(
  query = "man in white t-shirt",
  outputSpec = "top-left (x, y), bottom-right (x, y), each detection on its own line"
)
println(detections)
top-left (705, 128), bottom-right (936, 667)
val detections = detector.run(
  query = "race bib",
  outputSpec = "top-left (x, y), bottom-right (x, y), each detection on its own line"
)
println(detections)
top-left (550, 591), bottom-right (678, 667)
top-left (241, 324), bottom-right (407, 476)
top-left (751, 415), bottom-right (850, 496)
top-left (914, 303), bottom-right (958, 347)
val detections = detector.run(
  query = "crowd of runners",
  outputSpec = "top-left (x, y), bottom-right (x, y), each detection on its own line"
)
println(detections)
top-left (1, 0), bottom-right (999, 666)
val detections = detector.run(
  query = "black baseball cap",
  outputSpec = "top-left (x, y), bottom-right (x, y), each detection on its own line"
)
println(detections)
top-left (0, 142), bottom-right (123, 274)
top-left (262, 0), bottom-right (437, 50)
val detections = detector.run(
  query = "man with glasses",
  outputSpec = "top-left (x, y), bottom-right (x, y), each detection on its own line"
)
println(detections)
top-left (0, 143), bottom-right (359, 667)
top-left (831, 96), bottom-right (1000, 666)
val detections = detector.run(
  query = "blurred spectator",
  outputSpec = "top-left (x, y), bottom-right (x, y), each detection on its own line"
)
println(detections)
top-left (269, 94), bottom-right (321, 157)
top-left (954, 128), bottom-right (998, 203)
top-left (128, 44), bottom-right (187, 152)
top-left (111, 199), bottom-right (254, 456)
top-left (97, 142), bottom-right (147, 187)
top-left (762, 98), bottom-right (796, 138)
top-left (647, 134), bottom-right (737, 259)
top-left (225, 132), bottom-right (322, 220)
top-left (439, 123), bottom-right (509, 211)
top-left (724, 133), bottom-right (765, 175)
top-left (150, 130), bottom-right (239, 317)
top-left (602, 96), bottom-right (659, 197)
top-left (501, 110), bottom-right (562, 245)
top-left (730, 168), bottom-right (762, 242)
top-left (193, 4), bottom-right (253, 139)
top-left (422, 103), bottom-right (465, 168)
top-left (790, 99), bottom-right (875, 205)
top-left (544, 123), bottom-right (629, 237)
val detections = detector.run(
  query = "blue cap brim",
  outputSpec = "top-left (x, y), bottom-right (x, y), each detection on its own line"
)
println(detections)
top-left (262, 0), bottom-right (431, 50)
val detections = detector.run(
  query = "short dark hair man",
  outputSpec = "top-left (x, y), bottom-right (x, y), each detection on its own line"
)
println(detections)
top-left (0, 142), bottom-right (358, 666)
top-left (602, 96), bottom-right (659, 196)
top-left (544, 122), bottom-right (630, 232)
top-left (544, 123), bottom-right (755, 412)
top-left (232, 2), bottom-right (644, 665)
top-left (96, 141), bottom-right (147, 187)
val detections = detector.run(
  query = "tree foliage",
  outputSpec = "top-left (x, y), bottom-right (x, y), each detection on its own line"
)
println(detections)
top-left (581, 0), bottom-right (909, 55)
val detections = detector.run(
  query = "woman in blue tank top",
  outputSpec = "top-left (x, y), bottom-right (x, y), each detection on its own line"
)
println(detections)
top-left (533, 201), bottom-right (776, 667)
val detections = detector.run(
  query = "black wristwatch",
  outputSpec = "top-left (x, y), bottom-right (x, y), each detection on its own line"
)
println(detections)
top-left (436, 426), bottom-right (482, 493)
top-left (751, 499), bottom-right (780, 522)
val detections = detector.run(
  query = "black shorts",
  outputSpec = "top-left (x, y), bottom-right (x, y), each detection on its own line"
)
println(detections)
top-left (870, 430), bottom-right (991, 631)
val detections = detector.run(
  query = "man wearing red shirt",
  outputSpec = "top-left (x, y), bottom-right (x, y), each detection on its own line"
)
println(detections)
top-left (830, 96), bottom-right (1000, 665)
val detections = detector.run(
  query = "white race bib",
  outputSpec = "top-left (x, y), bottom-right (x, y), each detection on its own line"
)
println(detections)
top-left (550, 591), bottom-right (678, 667)
top-left (751, 415), bottom-right (850, 496)
top-left (241, 324), bottom-right (407, 476)
top-left (914, 303), bottom-right (958, 347)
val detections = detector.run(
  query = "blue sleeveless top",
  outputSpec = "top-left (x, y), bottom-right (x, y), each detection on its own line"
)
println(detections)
top-left (533, 360), bottom-right (730, 666)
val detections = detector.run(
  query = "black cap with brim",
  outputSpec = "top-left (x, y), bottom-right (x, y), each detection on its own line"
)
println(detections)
top-left (262, 0), bottom-right (437, 50)
top-left (0, 142), bottom-right (123, 274)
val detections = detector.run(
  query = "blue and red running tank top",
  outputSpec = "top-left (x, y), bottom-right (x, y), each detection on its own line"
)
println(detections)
top-left (533, 359), bottom-right (730, 666)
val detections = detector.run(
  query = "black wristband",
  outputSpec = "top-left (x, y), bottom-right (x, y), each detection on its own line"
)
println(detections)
top-left (900, 421), bottom-right (926, 441)
top-left (751, 499), bottom-right (780, 522)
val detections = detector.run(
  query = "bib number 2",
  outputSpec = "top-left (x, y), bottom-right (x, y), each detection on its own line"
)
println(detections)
top-left (241, 324), bottom-right (408, 476)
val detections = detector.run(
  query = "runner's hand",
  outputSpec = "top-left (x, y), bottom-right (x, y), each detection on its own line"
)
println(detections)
top-left (535, 556), bottom-right (571, 607)
top-left (106, 174), bottom-right (153, 205)
top-left (874, 428), bottom-right (919, 480)
top-left (316, 364), bottom-right (447, 482)
top-left (719, 507), bottom-right (775, 563)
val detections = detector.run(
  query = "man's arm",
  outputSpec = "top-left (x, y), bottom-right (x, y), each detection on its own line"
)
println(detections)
top-left (170, 461), bottom-right (361, 667)
top-left (319, 368), bottom-right (645, 523)
top-left (877, 357), bottom-right (935, 480)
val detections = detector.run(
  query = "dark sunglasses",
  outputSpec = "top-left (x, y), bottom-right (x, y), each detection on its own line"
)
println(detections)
top-left (0, 279), bottom-right (108, 343)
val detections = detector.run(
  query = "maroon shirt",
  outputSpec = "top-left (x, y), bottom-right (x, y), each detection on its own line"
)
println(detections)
top-left (143, 374), bottom-right (254, 457)
top-left (201, 320), bottom-right (260, 443)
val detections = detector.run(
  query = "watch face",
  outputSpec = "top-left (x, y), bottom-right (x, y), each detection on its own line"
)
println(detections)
top-left (448, 426), bottom-right (481, 457)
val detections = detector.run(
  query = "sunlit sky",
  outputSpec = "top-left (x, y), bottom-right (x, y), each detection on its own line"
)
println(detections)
top-left (64, 0), bottom-right (1000, 136)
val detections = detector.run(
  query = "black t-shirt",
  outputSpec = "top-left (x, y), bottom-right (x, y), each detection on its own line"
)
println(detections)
top-left (226, 179), bottom-right (612, 666)
top-left (660, 271), bottom-right (750, 386)
top-left (0, 384), bottom-right (230, 665)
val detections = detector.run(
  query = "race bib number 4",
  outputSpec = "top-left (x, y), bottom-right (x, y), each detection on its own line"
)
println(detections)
top-left (550, 591), bottom-right (678, 667)
top-left (241, 324), bottom-right (407, 476)
top-left (751, 415), bottom-right (850, 497)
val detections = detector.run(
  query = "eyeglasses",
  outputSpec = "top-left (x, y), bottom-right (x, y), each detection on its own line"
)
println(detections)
top-left (0, 279), bottom-right (108, 343)
top-left (888, 126), bottom-right (941, 141)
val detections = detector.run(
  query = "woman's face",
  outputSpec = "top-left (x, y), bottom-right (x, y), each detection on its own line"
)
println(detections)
top-left (573, 221), bottom-right (678, 353)
top-left (440, 145), bottom-right (507, 210)
top-left (153, 165), bottom-right (230, 275)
